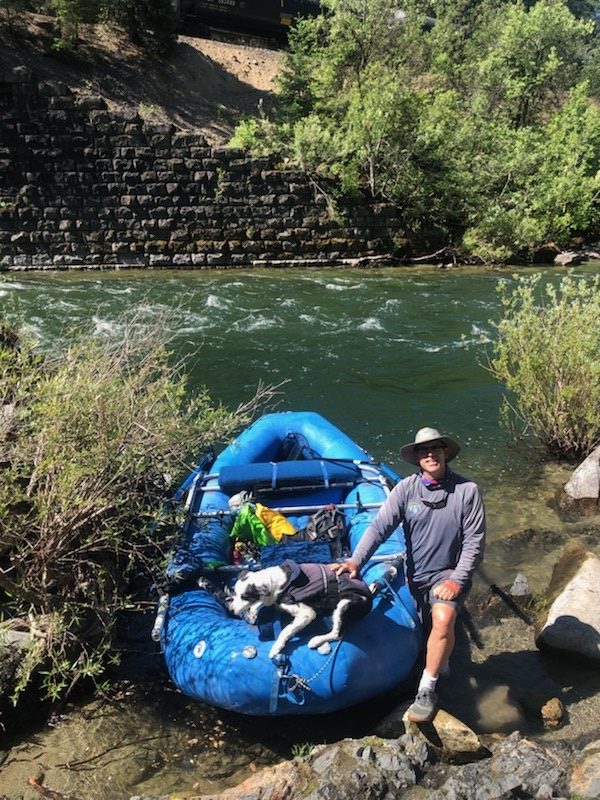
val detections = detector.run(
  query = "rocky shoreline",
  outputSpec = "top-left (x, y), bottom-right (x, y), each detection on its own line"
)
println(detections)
top-left (158, 728), bottom-right (593, 800)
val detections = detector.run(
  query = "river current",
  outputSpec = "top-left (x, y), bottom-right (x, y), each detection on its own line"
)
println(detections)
top-left (0, 263), bottom-right (598, 799)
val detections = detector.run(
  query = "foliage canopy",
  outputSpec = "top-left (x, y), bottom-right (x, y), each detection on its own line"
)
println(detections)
top-left (232, 0), bottom-right (600, 261)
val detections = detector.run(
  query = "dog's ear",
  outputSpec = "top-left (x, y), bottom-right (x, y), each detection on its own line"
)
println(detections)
top-left (237, 569), bottom-right (249, 582)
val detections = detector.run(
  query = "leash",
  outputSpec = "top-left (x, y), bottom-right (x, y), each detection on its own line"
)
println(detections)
top-left (269, 640), bottom-right (342, 711)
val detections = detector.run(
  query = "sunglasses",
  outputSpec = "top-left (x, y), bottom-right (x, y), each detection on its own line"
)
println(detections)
top-left (422, 494), bottom-right (448, 509)
top-left (416, 444), bottom-right (446, 457)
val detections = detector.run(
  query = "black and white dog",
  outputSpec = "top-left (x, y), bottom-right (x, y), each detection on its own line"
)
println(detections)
top-left (228, 559), bottom-right (373, 659)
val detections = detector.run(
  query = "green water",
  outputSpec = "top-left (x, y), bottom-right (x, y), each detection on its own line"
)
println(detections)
top-left (1, 264), bottom-right (598, 800)
top-left (0, 265), bottom-right (523, 484)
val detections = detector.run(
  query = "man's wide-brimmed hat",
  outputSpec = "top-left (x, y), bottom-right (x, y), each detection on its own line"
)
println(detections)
top-left (400, 427), bottom-right (461, 466)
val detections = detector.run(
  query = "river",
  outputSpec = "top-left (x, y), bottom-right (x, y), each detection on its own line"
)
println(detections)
top-left (0, 263), bottom-right (598, 799)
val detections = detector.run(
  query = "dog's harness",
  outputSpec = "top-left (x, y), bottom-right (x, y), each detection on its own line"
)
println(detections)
top-left (277, 560), bottom-right (371, 613)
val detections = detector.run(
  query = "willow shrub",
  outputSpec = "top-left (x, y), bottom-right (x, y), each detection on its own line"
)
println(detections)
top-left (488, 273), bottom-right (600, 460)
top-left (0, 312), bottom-right (273, 704)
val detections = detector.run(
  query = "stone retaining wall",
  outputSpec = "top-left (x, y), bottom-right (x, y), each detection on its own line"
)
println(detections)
top-left (0, 66), bottom-right (405, 270)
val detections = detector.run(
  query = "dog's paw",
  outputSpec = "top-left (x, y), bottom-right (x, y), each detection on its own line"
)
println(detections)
top-left (308, 634), bottom-right (333, 649)
top-left (269, 644), bottom-right (283, 659)
top-left (245, 608), bottom-right (258, 625)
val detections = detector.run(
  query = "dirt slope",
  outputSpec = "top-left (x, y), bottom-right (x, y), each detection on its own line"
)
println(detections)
top-left (0, 13), bottom-right (282, 143)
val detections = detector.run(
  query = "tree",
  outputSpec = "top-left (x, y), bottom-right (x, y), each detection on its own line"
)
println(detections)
top-left (48, 0), bottom-right (101, 52)
top-left (466, 0), bottom-right (595, 128)
top-left (232, 0), bottom-right (600, 261)
top-left (102, 0), bottom-right (178, 56)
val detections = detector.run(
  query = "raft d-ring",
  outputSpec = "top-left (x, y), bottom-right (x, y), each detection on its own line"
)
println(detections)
top-left (193, 640), bottom-right (207, 659)
top-left (243, 645), bottom-right (257, 659)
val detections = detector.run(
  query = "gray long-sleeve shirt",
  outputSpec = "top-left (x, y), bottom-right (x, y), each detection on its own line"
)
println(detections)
top-left (352, 469), bottom-right (486, 589)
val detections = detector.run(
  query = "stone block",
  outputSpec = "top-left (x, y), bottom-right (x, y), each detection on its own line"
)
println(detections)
top-left (134, 145), bottom-right (154, 160)
top-left (173, 132), bottom-right (206, 147)
top-left (189, 146), bottom-right (212, 158)
top-left (277, 194), bottom-right (296, 207)
top-left (149, 136), bottom-right (170, 154)
top-left (227, 159), bottom-right (251, 175)
top-left (145, 122), bottom-right (175, 136)
top-left (211, 146), bottom-right (243, 159)
top-left (149, 254), bottom-right (172, 266)
top-left (149, 206), bottom-right (167, 219)
top-left (206, 252), bottom-right (229, 265)
top-left (165, 158), bottom-right (185, 172)
top-left (119, 109), bottom-right (142, 124)
top-left (76, 96), bottom-right (106, 112)
top-left (170, 227), bottom-right (190, 241)
top-left (39, 80), bottom-right (71, 97)
top-left (111, 242), bottom-right (133, 254)
top-left (172, 253), bottom-right (192, 265)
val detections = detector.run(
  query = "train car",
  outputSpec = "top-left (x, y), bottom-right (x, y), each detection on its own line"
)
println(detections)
top-left (176, 0), bottom-right (321, 34)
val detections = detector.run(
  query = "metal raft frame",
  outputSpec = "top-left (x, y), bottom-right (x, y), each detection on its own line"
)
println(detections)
top-left (186, 458), bottom-right (394, 520)
top-left (153, 457), bottom-right (403, 643)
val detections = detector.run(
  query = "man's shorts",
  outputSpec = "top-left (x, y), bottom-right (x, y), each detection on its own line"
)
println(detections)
top-left (411, 568), bottom-right (470, 622)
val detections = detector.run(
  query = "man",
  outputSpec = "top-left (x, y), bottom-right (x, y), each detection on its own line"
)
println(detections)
top-left (331, 426), bottom-right (486, 723)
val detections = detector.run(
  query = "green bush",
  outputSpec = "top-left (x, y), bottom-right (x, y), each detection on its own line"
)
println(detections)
top-left (488, 272), bottom-right (600, 459)
top-left (0, 311), bottom-right (274, 703)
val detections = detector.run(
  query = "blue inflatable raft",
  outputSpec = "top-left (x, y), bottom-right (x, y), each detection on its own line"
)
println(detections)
top-left (158, 411), bottom-right (422, 715)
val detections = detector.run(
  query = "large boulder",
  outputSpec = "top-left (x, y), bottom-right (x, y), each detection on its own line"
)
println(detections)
top-left (373, 703), bottom-right (488, 763)
top-left (428, 732), bottom-right (569, 800)
top-left (536, 541), bottom-right (600, 661)
top-left (554, 250), bottom-right (584, 266)
top-left (557, 445), bottom-right (600, 517)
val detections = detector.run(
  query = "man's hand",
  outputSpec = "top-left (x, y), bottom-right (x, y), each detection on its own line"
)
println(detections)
top-left (329, 560), bottom-right (359, 579)
top-left (432, 579), bottom-right (461, 601)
